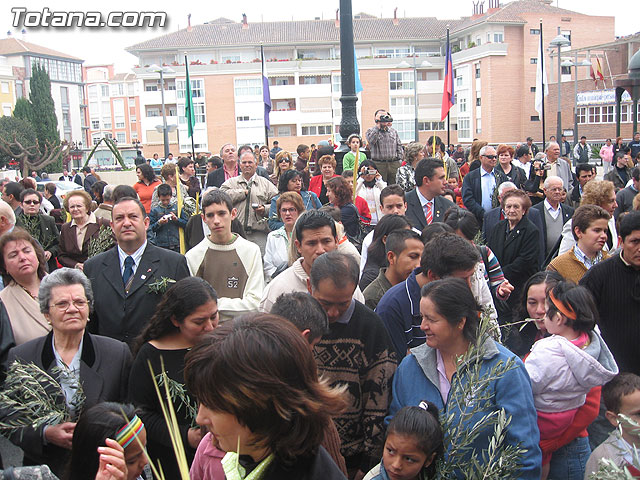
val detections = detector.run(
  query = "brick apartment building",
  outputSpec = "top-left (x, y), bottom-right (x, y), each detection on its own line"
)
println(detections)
top-left (125, 0), bottom-right (617, 157)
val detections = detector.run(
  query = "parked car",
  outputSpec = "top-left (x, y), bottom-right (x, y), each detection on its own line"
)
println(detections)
top-left (36, 180), bottom-right (83, 205)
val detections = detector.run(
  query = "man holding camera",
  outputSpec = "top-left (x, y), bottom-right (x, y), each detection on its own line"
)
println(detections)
top-left (366, 109), bottom-right (404, 184)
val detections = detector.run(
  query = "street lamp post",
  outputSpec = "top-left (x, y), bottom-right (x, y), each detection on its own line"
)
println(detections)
top-left (148, 64), bottom-right (175, 159)
top-left (550, 31), bottom-right (570, 146)
top-left (336, 0), bottom-right (359, 161)
top-left (562, 56), bottom-right (592, 154)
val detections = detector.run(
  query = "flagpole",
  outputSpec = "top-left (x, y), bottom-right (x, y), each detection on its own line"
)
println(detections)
top-left (446, 26), bottom-right (451, 147)
top-left (261, 44), bottom-right (270, 149)
top-left (185, 55), bottom-right (196, 161)
top-left (539, 20), bottom-right (546, 153)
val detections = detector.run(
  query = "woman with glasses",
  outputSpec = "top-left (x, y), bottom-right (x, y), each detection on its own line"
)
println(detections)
top-left (270, 151), bottom-right (294, 186)
top-left (264, 192), bottom-right (305, 279)
top-left (2, 268), bottom-right (131, 477)
top-left (268, 170), bottom-right (321, 231)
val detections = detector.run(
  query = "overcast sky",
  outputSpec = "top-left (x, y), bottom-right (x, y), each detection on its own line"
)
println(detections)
top-left (2, 0), bottom-right (637, 71)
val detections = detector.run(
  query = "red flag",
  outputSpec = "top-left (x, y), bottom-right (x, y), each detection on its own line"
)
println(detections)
top-left (441, 37), bottom-right (455, 121)
top-left (590, 64), bottom-right (597, 86)
top-left (596, 58), bottom-right (604, 81)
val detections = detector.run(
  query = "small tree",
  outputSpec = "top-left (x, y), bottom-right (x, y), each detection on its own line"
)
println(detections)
top-left (12, 97), bottom-right (33, 124)
top-left (0, 116), bottom-right (38, 169)
top-left (29, 63), bottom-right (59, 154)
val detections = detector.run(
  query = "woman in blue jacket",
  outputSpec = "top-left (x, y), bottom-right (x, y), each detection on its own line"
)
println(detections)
top-left (268, 169), bottom-right (321, 230)
top-left (388, 277), bottom-right (542, 479)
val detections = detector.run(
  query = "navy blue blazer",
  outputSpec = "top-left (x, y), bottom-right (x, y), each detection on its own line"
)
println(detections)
top-left (461, 167), bottom-right (509, 222)
top-left (405, 189), bottom-right (455, 231)
top-left (531, 201), bottom-right (574, 257)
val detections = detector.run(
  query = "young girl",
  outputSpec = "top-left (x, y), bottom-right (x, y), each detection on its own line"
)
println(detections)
top-left (524, 281), bottom-right (619, 479)
top-left (343, 133), bottom-right (368, 172)
top-left (364, 402), bottom-right (443, 480)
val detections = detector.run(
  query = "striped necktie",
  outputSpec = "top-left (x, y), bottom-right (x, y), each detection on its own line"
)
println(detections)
top-left (424, 201), bottom-right (433, 225)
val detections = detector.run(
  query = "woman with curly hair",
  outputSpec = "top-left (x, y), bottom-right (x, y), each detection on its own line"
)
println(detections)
top-left (270, 151), bottom-right (294, 187)
top-left (129, 277), bottom-right (219, 479)
top-left (132, 163), bottom-right (161, 214)
top-left (185, 313), bottom-right (347, 480)
top-left (309, 155), bottom-right (340, 204)
top-left (326, 176), bottom-right (362, 238)
top-left (558, 180), bottom-right (618, 255)
top-left (396, 142), bottom-right (425, 192)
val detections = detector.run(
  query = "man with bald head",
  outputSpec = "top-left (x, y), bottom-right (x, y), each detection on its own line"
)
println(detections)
top-left (544, 142), bottom-right (574, 191)
top-left (532, 175), bottom-right (574, 261)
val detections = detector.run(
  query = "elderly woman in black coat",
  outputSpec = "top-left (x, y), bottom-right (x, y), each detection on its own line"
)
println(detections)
top-left (1, 268), bottom-right (131, 477)
top-left (487, 189), bottom-right (540, 316)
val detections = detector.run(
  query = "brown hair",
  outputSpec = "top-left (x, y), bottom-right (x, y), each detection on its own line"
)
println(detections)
top-left (276, 191), bottom-right (304, 216)
top-left (184, 313), bottom-right (346, 464)
top-left (500, 189), bottom-right (532, 213)
top-left (0, 228), bottom-right (47, 285)
top-left (469, 140), bottom-right (488, 163)
top-left (63, 190), bottom-right (92, 212)
top-left (581, 180), bottom-right (615, 208)
top-left (326, 176), bottom-right (352, 207)
top-left (496, 144), bottom-right (515, 158)
top-left (317, 154), bottom-right (336, 170)
top-left (603, 373), bottom-right (640, 414)
top-left (273, 150), bottom-right (293, 178)
top-left (160, 163), bottom-right (178, 181)
top-left (571, 205), bottom-right (611, 240)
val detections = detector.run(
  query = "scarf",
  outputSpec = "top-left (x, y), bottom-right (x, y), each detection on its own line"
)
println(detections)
top-left (221, 452), bottom-right (274, 480)
top-left (0, 281), bottom-right (50, 345)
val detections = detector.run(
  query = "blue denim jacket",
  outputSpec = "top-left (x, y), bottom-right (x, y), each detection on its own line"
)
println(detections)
top-left (148, 203), bottom-right (189, 248)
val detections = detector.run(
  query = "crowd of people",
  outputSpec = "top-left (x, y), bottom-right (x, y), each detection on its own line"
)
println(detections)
top-left (0, 118), bottom-right (639, 480)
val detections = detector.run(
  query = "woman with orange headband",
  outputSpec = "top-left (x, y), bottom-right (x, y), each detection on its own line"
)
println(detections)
top-left (524, 281), bottom-right (618, 480)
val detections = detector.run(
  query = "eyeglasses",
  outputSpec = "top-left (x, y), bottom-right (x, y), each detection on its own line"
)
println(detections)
top-left (50, 299), bottom-right (89, 311)
top-left (279, 158), bottom-right (290, 163)
top-left (483, 155), bottom-right (498, 160)
top-left (23, 200), bottom-right (41, 205)
top-left (280, 208), bottom-right (298, 214)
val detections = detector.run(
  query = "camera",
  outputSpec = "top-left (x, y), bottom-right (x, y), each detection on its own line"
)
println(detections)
top-left (377, 114), bottom-right (393, 123)
top-left (161, 214), bottom-right (172, 222)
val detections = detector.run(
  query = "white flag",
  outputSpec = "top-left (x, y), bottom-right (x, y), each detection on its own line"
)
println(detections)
top-left (535, 39), bottom-right (548, 116)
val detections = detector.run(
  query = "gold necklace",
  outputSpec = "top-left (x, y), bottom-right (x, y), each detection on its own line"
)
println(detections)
top-left (19, 282), bottom-right (38, 300)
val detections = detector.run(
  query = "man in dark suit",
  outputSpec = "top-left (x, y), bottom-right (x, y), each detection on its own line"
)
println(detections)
top-left (532, 175), bottom-right (574, 262)
top-left (84, 197), bottom-right (189, 345)
top-left (462, 145), bottom-right (509, 224)
top-left (58, 169), bottom-right (74, 182)
top-left (207, 143), bottom-right (239, 188)
top-left (482, 182), bottom-right (545, 267)
top-left (405, 158), bottom-right (456, 230)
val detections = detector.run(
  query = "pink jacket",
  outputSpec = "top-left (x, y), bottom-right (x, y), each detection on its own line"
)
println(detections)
top-left (189, 433), bottom-right (225, 480)
top-left (600, 144), bottom-right (614, 163)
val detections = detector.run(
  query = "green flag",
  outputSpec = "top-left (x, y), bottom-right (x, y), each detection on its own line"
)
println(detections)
top-left (184, 56), bottom-right (195, 138)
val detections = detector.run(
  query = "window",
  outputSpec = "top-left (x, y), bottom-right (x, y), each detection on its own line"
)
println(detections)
top-left (194, 104), bottom-right (205, 123)
top-left (561, 66), bottom-right (571, 75)
top-left (390, 97), bottom-right (415, 115)
top-left (455, 70), bottom-right (463, 87)
top-left (111, 84), bottom-right (125, 96)
top-left (101, 85), bottom-right (109, 97)
top-left (389, 72), bottom-right (414, 91)
top-left (222, 55), bottom-right (241, 63)
top-left (487, 33), bottom-right (491, 43)
top-left (530, 115), bottom-right (540, 121)
top-left (78, 85), bottom-right (85, 104)
top-left (417, 70), bottom-right (440, 81)
top-left (530, 87), bottom-right (536, 92)
top-left (300, 75), bottom-right (330, 85)
top-left (475, 65), bottom-right (481, 78)
top-left (588, 106), bottom-right (601, 123)
top-left (177, 79), bottom-right (204, 98)
top-left (301, 125), bottom-right (332, 136)
top-left (476, 118), bottom-right (482, 134)
top-left (273, 99), bottom-right (296, 111)
top-left (88, 85), bottom-right (97, 99)
top-left (130, 116), bottom-right (136, 123)
top-left (459, 98), bottom-right (467, 113)
top-left (60, 87), bottom-right (69, 105)
top-left (127, 83), bottom-right (136, 96)
top-left (276, 126), bottom-right (292, 136)
top-left (167, 107), bottom-right (177, 116)
top-left (237, 115), bottom-right (249, 122)
top-left (530, 58), bottom-right (538, 64)
top-left (92, 134), bottom-right (101, 145)
top-left (269, 76), bottom-right (294, 86)
top-left (234, 78), bottom-right (261, 96)
top-left (3, 105), bottom-right (12, 116)
top-left (376, 47), bottom-right (410, 58)
top-left (115, 118), bottom-right (125, 128)
top-left (393, 120), bottom-right (415, 142)
top-left (145, 83), bottom-right (158, 92)
top-left (494, 33), bottom-right (503, 43)
top-left (476, 97), bottom-right (481, 107)
top-left (530, 28), bottom-right (541, 35)
top-left (577, 107), bottom-right (586, 123)
top-left (116, 132), bottom-right (126, 143)
top-left (458, 118), bottom-right (470, 139)
top-left (1, 82), bottom-right (8, 94)
top-left (418, 121), bottom-right (445, 131)
top-left (103, 118), bottom-right (112, 129)
top-left (146, 107), bottom-right (160, 117)
top-left (332, 75), bottom-right (341, 93)
top-left (561, 30), bottom-right (571, 45)
top-left (91, 119), bottom-right (99, 129)
top-left (166, 81), bottom-right (176, 91)
top-left (602, 105), bottom-right (614, 123)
